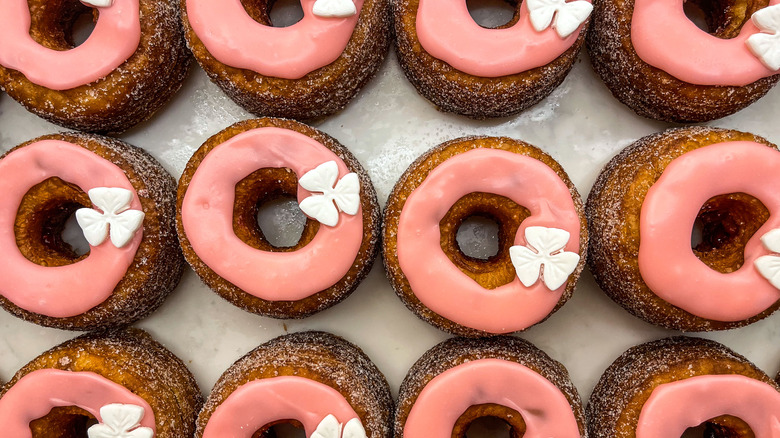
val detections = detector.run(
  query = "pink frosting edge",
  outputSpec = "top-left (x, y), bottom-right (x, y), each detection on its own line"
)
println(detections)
top-left (185, 0), bottom-right (364, 79)
top-left (415, 0), bottom-right (590, 77)
top-left (181, 126), bottom-right (364, 302)
top-left (0, 0), bottom-right (141, 90)
top-left (0, 139), bottom-right (142, 318)
top-left (404, 358), bottom-right (581, 438)
top-left (0, 369), bottom-right (156, 436)
top-left (396, 147), bottom-right (582, 333)
top-left (631, 0), bottom-right (780, 86)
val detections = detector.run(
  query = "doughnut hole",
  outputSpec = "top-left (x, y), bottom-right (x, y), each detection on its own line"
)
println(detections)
top-left (453, 404), bottom-right (527, 438)
top-left (29, 406), bottom-right (98, 437)
top-left (466, 0), bottom-right (519, 29)
top-left (683, 0), bottom-right (768, 39)
top-left (440, 193), bottom-right (531, 289)
top-left (691, 193), bottom-right (769, 273)
top-left (27, 0), bottom-right (98, 50)
top-left (251, 420), bottom-right (306, 438)
top-left (233, 167), bottom-right (320, 252)
top-left (15, 177), bottom-right (91, 267)
top-left (681, 416), bottom-right (755, 437)
top-left (240, 0), bottom-right (304, 28)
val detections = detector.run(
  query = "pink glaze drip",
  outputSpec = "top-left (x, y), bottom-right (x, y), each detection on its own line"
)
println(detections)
top-left (181, 127), bottom-right (364, 302)
top-left (0, 369), bottom-right (156, 435)
top-left (636, 375), bottom-right (780, 437)
top-left (0, 0), bottom-right (140, 90)
top-left (0, 140), bottom-right (142, 318)
top-left (404, 359), bottom-right (580, 438)
top-left (638, 141), bottom-right (780, 321)
top-left (631, 0), bottom-right (779, 86)
top-left (396, 148), bottom-right (580, 333)
top-left (202, 376), bottom-right (359, 437)
top-left (415, 0), bottom-right (589, 77)
top-left (185, 0), bottom-right (363, 79)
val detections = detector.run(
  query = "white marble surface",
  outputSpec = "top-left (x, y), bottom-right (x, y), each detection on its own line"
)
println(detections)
top-left (2, 41), bottom-right (780, 413)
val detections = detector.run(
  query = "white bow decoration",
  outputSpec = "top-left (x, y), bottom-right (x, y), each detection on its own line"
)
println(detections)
top-left (312, 0), bottom-right (356, 18)
top-left (747, 5), bottom-right (780, 71)
top-left (75, 187), bottom-right (145, 249)
top-left (87, 404), bottom-right (153, 438)
top-left (509, 226), bottom-right (580, 290)
top-left (755, 228), bottom-right (780, 289)
top-left (527, 0), bottom-right (592, 39)
top-left (299, 161), bottom-right (360, 227)
top-left (311, 414), bottom-right (367, 438)
top-left (80, 0), bottom-right (113, 7)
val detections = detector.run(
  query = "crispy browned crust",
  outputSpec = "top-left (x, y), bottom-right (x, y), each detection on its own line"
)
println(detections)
top-left (176, 118), bottom-right (381, 318)
top-left (393, 0), bottom-right (589, 119)
top-left (383, 136), bottom-right (588, 337)
top-left (196, 331), bottom-right (393, 438)
top-left (395, 336), bottom-right (586, 438)
top-left (0, 0), bottom-right (191, 134)
top-left (587, 336), bottom-right (777, 438)
top-left (180, 0), bottom-right (391, 120)
top-left (586, 126), bottom-right (780, 331)
top-left (1, 328), bottom-right (202, 437)
top-left (0, 133), bottom-right (184, 331)
top-left (586, 0), bottom-right (779, 123)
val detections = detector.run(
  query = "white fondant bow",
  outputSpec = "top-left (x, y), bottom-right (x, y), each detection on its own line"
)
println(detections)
top-left (509, 226), bottom-right (580, 290)
top-left (312, 0), bottom-right (356, 17)
top-left (311, 414), bottom-right (367, 438)
top-left (87, 404), bottom-right (153, 438)
top-left (747, 5), bottom-right (780, 70)
top-left (81, 0), bottom-right (113, 7)
top-left (527, 0), bottom-right (592, 39)
top-left (755, 228), bottom-right (780, 289)
top-left (75, 187), bottom-right (144, 248)
top-left (299, 161), bottom-right (360, 227)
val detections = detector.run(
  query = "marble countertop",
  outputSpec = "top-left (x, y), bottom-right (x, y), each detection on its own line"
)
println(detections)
top-left (2, 28), bottom-right (780, 414)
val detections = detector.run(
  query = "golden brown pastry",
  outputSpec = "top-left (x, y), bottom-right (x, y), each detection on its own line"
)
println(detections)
top-left (0, 0), bottom-right (191, 133)
top-left (587, 126), bottom-right (780, 331)
top-left (383, 136), bottom-right (587, 336)
top-left (180, 0), bottom-right (391, 120)
top-left (0, 133), bottom-right (184, 330)
top-left (588, 336), bottom-right (780, 437)
top-left (196, 331), bottom-right (393, 438)
top-left (587, 0), bottom-right (780, 122)
top-left (0, 328), bottom-right (202, 437)
top-left (177, 118), bottom-right (380, 318)
top-left (396, 336), bottom-right (586, 438)
top-left (394, 0), bottom-right (592, 118)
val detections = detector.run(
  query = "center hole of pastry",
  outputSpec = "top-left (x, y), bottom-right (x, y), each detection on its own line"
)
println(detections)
top-left (257, 197), bottom-right (307, 248)
top-left (71, 10), bottom-right (97, 47)
top-left (466, 0), bottom-right (516, 28)
top-left (464, 416), bottom-right (514, 438)
top-left (268, 0), bottom-right (304, 27)
top-left (681, 417), bottom-right (755, 437)
top-left (27, 0), bottom-right (97, 50)
top-left (683, 0), bottom-right (769, 39)
top-left (253, 420), bottom-right (306, 438)
top-left (62, 211), bottom-right (91, 257)
top-left (29, 406), bottom-right (98, 437)
top-left (457, 216), bottom-right (500, 260)
top-left (691, 192), bottom-right (769, 273)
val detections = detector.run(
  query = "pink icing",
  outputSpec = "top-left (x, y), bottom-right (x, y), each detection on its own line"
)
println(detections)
top-left (181, 127), bottom-right (363, 302)
top-left (404, 359), bottom-right (580, 437)
top-left (415, 0), bottom-right (589, 77)
top-left (202, 376), bottom-right (359, 437)
top-left (0, 140), bottom-right (143, 318)
top-left (185, 0), bottom-right (363, 79)
top-left (0, 0), bottom-right (140, 90)
top-left (638, 141), bottom-right (780, 321)
top-left (636, 375), bottom-right (780, 437)
top-left (396, 148), bottom-right (581, 334)
top-left (631, 0), bottom-right (780, 86)
top-left (0, 369), bottom-right (156, 435)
